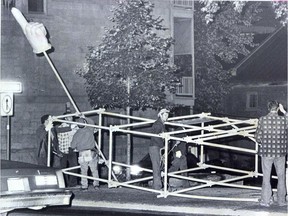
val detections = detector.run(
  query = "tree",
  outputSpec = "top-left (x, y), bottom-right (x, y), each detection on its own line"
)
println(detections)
top-left (193, 1), bottom-right (262, 113)
top-left (78, 0), bottom-right (178, 111)
top-left (77, 0), bottom-right (179, 180)
top-left (272, 1), bottom-right (288, 25)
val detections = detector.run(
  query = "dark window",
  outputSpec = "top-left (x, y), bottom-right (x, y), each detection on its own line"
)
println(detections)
top-left (173, 106), bottom-right (191, 116)
top-left (246, 92), bottom-right (258, 110)
top-left (28, 0), bottom-right (44, 13)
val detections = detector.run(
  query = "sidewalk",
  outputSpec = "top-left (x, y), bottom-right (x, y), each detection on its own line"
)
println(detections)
top-left (71, 186), bottom-right (288, 216)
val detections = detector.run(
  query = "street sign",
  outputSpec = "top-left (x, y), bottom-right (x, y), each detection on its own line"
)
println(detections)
top-left (0, 93), bottom-right (13, 116)
top-left (0, 81), bottom-right (22, 93)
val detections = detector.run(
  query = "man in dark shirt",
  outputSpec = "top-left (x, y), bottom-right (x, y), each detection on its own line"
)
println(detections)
top-left (36, 114), bottom-right (61, 167)
top-left (149, 109), bottom-right (169, 190)
top-left (255, 101), bottom-right (287, 207)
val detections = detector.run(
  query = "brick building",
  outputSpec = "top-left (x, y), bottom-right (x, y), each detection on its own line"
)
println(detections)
top-left (1, 0), bottom-right (195, 164)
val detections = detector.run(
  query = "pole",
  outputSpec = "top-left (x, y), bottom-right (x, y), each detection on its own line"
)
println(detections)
top-left (191, 0), bottom-right (195, 114)
top-left (126, 77), bottom-right (131, 181)
top-left (47, 128), bottom-right (51, 167)
top-left (43, 52), bottom-right (81, 115)
top-left (6, 116), bottom-right (11, 160)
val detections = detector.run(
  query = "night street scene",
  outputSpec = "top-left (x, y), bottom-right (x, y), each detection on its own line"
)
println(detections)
top-left (0, 0), bottom-right (288, 216)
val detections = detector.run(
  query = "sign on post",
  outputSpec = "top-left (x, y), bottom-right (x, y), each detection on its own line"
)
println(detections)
top-left (0, 81), bottom-right (22, 160)
top-left (0, 81), bottom-right (22, 117)
top-left (0, 93), bottom-right (13, 116)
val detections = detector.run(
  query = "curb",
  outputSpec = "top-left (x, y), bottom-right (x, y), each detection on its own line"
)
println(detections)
top-left (72, 199), bottom-right (287, 216)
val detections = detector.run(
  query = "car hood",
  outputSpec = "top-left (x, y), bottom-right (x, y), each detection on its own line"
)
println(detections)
top-left (1, 160), bottom-right (58, 176)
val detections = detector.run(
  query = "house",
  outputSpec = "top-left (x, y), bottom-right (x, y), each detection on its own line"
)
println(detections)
top-left (216, 25), bottom-right (287, 169)
top-left (225, 25), bottom-right (287, 119)
top-left (211, 8), bottom-right (286, 168)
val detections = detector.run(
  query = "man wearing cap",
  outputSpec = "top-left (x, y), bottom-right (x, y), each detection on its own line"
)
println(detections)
top-left (149, 109), bottom-right (169, 190)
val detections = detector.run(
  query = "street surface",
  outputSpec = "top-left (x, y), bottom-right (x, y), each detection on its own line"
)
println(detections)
top-left (7, 186), bottom-right (288, 216)
top-left (7, 206), bottom-right (211, 216)
top-left (70, 185), bottom-right (287, 216)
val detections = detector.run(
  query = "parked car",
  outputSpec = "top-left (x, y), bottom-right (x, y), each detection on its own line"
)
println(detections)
top-left (0, 159), bottom-right (72, 215)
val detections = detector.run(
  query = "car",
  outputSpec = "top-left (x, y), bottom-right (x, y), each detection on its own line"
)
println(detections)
top-left (0, 159), bottom-right (72, 215)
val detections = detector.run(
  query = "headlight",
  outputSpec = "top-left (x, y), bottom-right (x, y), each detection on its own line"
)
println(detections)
top-left (130, 165), bottom-right (142, 176)
top-left (35, 175), bottom-right (58, 186)
top-left (112, 165), bottom-right (122, 175)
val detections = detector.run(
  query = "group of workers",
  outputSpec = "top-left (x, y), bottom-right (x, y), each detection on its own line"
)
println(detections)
top-left (12, 7), bottom-right (287, 207)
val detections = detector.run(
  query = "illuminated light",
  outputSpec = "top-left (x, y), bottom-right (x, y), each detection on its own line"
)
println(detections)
top-left (130, 165), bottom-right (142, 176)
top-left (112, 165), bottom-right (122, 175)
top-left (35, 175), bottom-right (57, 186)
top-left (7, 178), bottom-right (26, 191)
top-left (0, 81), bottom-right (22, 93)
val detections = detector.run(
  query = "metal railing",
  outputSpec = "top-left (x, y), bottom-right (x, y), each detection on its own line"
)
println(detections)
top-left (176, 76), bottom-right (193, 96)
top-left (172, 0), bottom-right (193, 8)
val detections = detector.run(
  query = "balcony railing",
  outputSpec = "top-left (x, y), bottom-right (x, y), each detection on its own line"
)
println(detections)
top-left (176, 76), bottom-right (193, 96)
top-left (172, 0), bottom-right (193, 8)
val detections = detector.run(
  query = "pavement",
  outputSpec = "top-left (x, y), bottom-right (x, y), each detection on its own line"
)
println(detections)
top-left (70, 185), bottom-right (288, 216)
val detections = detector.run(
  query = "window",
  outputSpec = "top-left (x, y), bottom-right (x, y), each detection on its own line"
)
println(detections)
top-left (174, 105), bottom-right (191, 116)
top-left (174, 17), bottom-right (193, 97)
top-left (246, 92), bottom-right (258, 110)
top-left (28, 0), bottom-right (44, 13)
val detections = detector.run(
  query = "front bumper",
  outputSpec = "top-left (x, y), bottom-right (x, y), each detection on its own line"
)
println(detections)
top-left (0, 190), bottom-right (72, 213)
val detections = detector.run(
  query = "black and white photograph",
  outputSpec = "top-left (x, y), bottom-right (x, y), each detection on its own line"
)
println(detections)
top-left (0, 0), bottom-right (287, 215)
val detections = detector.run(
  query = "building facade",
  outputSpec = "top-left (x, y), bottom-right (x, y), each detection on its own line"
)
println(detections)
top-left (1, 0), bottom-right (195, 163)
top-left (226, 26), bottom-right (287, 119)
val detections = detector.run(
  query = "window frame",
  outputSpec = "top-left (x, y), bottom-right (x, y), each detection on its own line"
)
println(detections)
top-left (27, 0), bottom-right (46, 14)
top-left (246, 92), bottom-right (258, 111)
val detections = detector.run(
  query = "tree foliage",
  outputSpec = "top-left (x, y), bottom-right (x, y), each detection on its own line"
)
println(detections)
top-left (194, 1), bottom-right (262, 113)
top-left (77, 0), bottom-right (178, 111)
top-left (272, 1), bottom-right (288, 25)
top-left (199, 0), bottom-right (288, 25)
